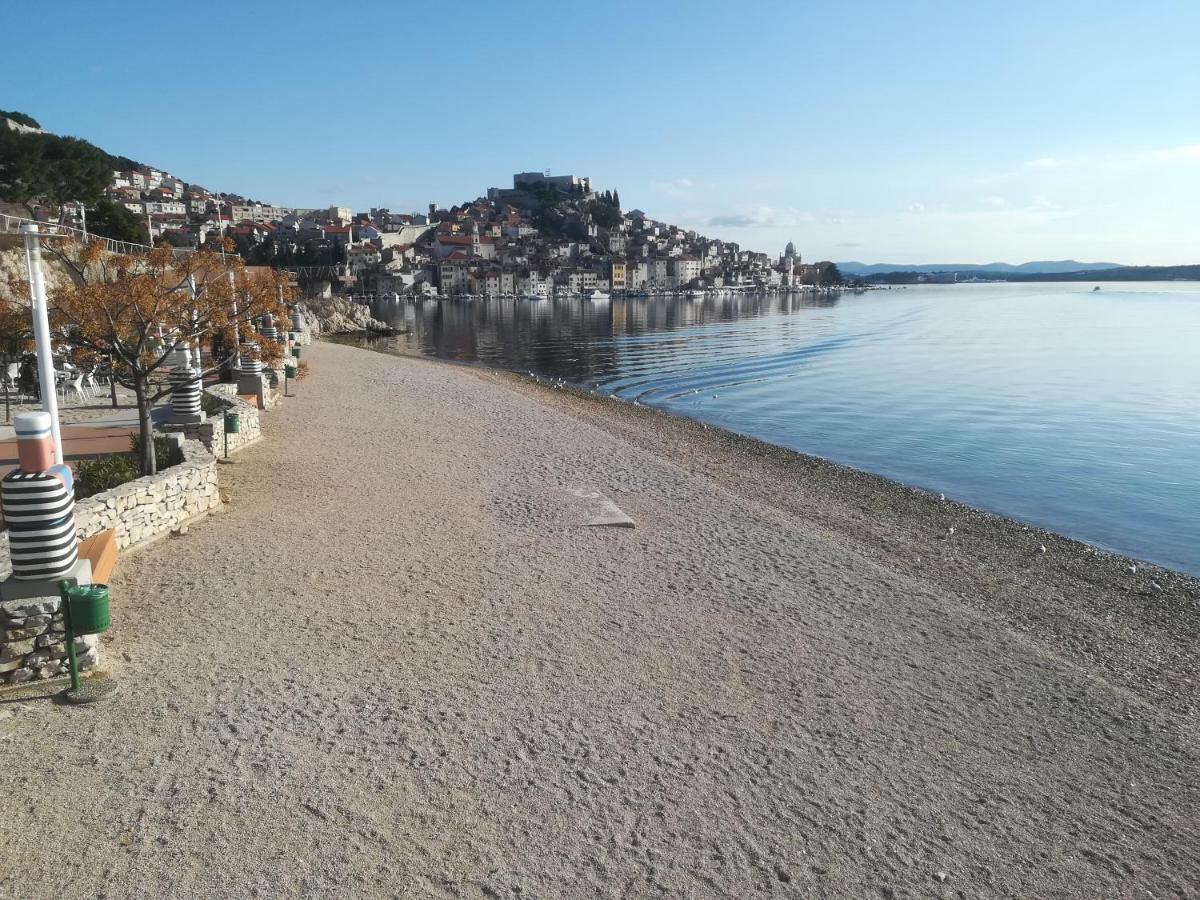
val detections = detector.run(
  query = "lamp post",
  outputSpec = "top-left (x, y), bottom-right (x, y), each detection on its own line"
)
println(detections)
top-left (20, 224), bottom-right (63, 464)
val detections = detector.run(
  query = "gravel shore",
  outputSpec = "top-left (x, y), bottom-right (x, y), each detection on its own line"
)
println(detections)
top-left (1, 340), bottom-right (1196, 899)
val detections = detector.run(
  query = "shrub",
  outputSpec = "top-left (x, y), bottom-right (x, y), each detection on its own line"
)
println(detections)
top-left (130, 434), bottom-right (183, 472)
top-left (200, 392), bottom-right (224, 415)
top-left (75, 454), bottom-right (139, 499)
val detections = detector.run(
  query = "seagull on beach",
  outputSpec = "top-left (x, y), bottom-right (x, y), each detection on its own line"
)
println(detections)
top-left (944, 526), bottom-right (955, 538)
top-left (1036, 543), bottom-right (1047, 554)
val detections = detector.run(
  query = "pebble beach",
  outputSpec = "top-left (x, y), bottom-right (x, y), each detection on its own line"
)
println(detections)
top-left (1, 339), bottom-right (1196, 899)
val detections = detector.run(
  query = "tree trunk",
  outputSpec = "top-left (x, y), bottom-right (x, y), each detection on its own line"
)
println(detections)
top-left (109, 355), bottom-right (118, 408)
top-left (133, 377), bottom-right (156, 476)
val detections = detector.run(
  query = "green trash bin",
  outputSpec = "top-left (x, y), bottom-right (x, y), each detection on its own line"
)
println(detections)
top-left (66, 584), bottom-right (110, 635)
top-left (224, 411), bottom-right (240, 434)
top-left (290, 346), bottom-right (301, 360)
top-left (57, 580), bottom-right (117, 703)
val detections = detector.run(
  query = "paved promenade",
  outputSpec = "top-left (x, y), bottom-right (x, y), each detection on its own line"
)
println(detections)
top-left (0, 340), bottom-right (1195, 899)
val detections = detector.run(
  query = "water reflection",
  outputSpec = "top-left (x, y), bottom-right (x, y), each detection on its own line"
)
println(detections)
top-left (361, 285), bottom-right (1200, 575)
top-left (372, 292), bottom-right (844, 385)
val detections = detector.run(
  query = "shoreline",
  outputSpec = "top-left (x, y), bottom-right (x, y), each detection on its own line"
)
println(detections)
top-left (335, 335), bottom-right (1200, 719)
top-left (330, 330), bottom-right (1193, 573)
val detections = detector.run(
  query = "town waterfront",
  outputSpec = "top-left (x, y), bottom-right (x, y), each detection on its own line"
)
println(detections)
top-left (367, 282), bottom-right (1200, 575)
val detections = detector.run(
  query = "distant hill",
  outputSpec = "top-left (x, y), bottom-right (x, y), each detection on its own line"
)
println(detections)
top-left (860, 265), bottom-right (1200, 284)
top-left (838, 260), bottom-right (1123, 276)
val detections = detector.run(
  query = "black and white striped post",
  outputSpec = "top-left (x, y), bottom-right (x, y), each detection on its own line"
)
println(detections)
top-left (167, 347), bottom-right (205, 425)
top-left (0, 412), bottom-right (78, 581)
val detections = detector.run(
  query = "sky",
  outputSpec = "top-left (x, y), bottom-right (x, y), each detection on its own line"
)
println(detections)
top-left (5, 0), bottom-right (1199, 265)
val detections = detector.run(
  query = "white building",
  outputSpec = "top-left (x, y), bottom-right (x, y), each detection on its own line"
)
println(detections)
top-left (649, 258), bottom-right (670, 287)
top-left (672, 257), bottom-right (701, 285)
top-left (438, 255), bottom-right (472, 294)
top-left (348, 244), bottom-right (383, 275)
top-left (145, 200), bottom-right (187, 217)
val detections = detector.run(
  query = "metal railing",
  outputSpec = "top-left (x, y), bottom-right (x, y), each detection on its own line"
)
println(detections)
top-left (0, 213), bottom-right (155, 256)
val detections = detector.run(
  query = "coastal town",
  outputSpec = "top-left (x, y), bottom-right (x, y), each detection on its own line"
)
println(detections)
top-left (3, 0), bottom-right (1200, 890)
top-left (92, 163), bottom-right (843, 299)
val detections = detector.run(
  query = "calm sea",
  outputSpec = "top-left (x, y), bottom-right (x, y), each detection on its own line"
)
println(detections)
top-left (366, 283), bottom-right (1200, 574)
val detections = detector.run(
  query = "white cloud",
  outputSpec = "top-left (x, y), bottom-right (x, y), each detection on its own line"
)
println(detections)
top-left (652, 177), bottom-right (696, 197)
top-left (1025, 156), bottom-right (1072, 169)
top-left (706, 206), bottom-right (815, 228)
top-left (907, 202), bottom-right (926, 213)
top-left (1146, 144), bottom-right (1200, 162)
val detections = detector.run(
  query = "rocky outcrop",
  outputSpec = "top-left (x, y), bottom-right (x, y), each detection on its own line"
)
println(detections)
top-left (0, 244), bottom-right (76, 305)
top-left (300, 295), bottom-right (390, 335)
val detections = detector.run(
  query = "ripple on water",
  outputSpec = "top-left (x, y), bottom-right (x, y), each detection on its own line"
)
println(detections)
top-left (370, 284), bottom-right (1200, 574)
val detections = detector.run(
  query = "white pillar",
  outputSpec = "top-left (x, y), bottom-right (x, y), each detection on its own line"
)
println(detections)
top-left (20, 224), bottom-right (64, 465)
top-left (186, 275), bottom-right (202, 367)
top-left (228, 270), bottom-right (241, 369)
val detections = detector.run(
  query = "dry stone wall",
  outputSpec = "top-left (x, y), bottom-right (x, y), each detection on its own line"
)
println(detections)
top-left (0, 599), bottom-right (99, 685)
top-left (164, 391), bottom-right (262, 457)
top-left (72, 438), bottom-right (220, 550)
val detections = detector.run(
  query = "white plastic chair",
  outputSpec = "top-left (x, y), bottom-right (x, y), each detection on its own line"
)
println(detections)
top-left (3, 362), bottom-right (21, 402)
top-left (64, 372), bottom-right (85, 404)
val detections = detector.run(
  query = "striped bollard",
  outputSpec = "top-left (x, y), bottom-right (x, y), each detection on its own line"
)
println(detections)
top-left (0, 412), bottom-right (79, 580)
top-left (168, 347), bottom-right (205, 424)
top-left (236, 341), bottom-right (265, 399)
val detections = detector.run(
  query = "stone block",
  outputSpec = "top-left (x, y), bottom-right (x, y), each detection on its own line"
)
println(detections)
top-left (4, 624), bottom-right (47, 641)
top-left (1, 639), bottom-right (36, 661)
top-left (25, 649), bottom-right (49, 666)
top-left (0, 596), bottom-right (60, 618)
top-left (165, 411), bottom-right (206, 426)
top-left (7, 667), bottom-right (33, 684)
top-left (0, 657), bottom-right (23, 674)
top-left (0, 559), bottom-right (93, 603)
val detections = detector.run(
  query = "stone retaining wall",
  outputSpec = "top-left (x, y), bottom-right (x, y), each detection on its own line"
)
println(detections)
top-left (162, 390), bottom-right (262, 457)
top-left (0, 438), bottom-right (220, 687)
top-left (72, 438), bottom-right (220, 550)
top-left (0, 599), bottom-right (99, 685)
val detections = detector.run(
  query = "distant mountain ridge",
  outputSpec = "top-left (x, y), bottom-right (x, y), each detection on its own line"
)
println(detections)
top-left (837, 260), bottom-right (1123, 276)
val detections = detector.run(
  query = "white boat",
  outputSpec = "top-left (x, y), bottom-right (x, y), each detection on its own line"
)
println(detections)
top-left (586, 290), bottom-right (610, 302)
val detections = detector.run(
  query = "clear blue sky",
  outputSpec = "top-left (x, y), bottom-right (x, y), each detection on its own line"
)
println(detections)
top-left (6, 0), bottom-right (1198, 264)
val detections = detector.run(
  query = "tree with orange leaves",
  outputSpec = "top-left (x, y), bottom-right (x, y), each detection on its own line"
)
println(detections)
top-left (0, 295), bottom-right (34, 420)
top-left (39, 239), bottom-right (290, 475)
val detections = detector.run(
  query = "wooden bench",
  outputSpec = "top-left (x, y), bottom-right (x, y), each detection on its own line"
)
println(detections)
top-left (78, 529), bottom-right (119, 585)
